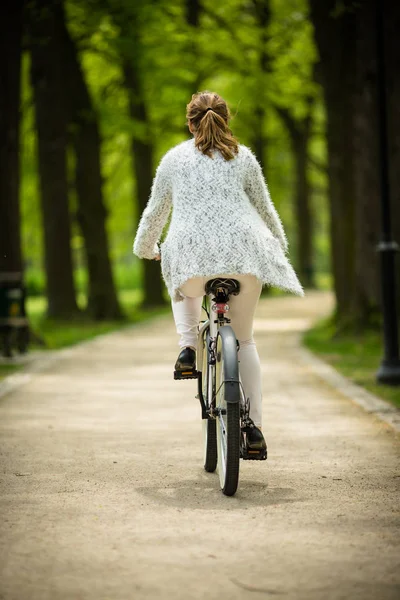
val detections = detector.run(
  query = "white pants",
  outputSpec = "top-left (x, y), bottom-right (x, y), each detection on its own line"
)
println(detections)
top-left (171, 274), bottom-right (263, 427)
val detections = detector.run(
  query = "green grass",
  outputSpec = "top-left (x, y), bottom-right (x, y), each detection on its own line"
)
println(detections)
top-left (0, 363), bottom-right (22, 380)
top-left (0, 289), bottom-right (169, 381)
top-left (303, 317), bottom-right (400, 409)
top-left (27, 289), bottom-right (170, 350)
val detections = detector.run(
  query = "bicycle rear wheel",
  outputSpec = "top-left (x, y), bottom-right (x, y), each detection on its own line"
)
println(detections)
top-left (200, 328), bottom-right (217, 472)
top-left (215, 327), bottom-right (240, 496)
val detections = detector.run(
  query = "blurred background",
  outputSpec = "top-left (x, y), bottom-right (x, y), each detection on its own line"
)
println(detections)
top-left (1, 0), bottom-right (399, 397)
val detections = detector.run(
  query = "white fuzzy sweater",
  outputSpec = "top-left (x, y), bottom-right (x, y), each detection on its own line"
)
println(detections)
top-left (133, 138), bottom-right (304, 301)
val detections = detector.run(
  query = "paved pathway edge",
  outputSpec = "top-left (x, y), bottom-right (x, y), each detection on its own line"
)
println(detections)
top-left (0, 314), bottom-right (169, 401)
top-left (297, 339), bottom-right (400, 433)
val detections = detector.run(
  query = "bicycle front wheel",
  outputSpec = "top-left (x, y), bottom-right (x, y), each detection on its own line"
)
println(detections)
top-left (215, 327), bottom-right (241, 496)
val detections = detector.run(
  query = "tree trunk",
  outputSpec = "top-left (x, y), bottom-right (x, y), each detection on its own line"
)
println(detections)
top-left (59, 3), bottom-right (122, 320)
top-left (124, 61), bottom-right (165, 307)
top-left (385, 2), bottom-right (400, 318)
top-left (0, 0), bottom-right (24, 274)
top-left (29, 0), bottom-right (78, 318)
top-left (276, 106), bottom-right (314, 288)
top-left (310, 0), bottom-right (357, 326)
top-left (252, 0), bottom-right (273, 297)
top-left (251, 0), bottom-right (272, 172)
top-left (186, 0), bottom-right (200, 26)
top-left (253, 106), bottom-right (267, 172)
top-left (352, 0), bottom-right (381, 326)
top-left (184, 0), bottom-right (202, 137)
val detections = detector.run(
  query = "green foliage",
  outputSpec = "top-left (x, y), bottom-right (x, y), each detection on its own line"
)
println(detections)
top-left (20, 0), bottom-right (329, 311)
top-left (269, 0), bottom-right (318, 115)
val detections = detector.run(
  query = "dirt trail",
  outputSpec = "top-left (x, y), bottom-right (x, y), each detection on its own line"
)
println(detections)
top-left (0, 291), bottom-right (399, 600)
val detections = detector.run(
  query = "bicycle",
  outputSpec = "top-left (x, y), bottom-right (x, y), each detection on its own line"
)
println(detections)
top-left (195, 278), bottom-right (267, 496)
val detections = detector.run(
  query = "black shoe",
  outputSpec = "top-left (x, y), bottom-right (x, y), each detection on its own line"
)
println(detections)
top-left (174, 347), bottom-right (197, 380)
top-left (242, 424), bottom-right (267, 460)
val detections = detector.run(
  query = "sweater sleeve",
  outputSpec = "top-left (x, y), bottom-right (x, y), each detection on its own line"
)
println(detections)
top-left (133, 151), bottom-right (173, 260)
top-left (243, 147), bottom-right (288, 254)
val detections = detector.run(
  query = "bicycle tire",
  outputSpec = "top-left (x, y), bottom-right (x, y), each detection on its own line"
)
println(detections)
top-left (215, 327), bottom-right (240, 496)
top-left (200, 328), bottom-right (217, 472)
top-left (203, 419), bottom-right (217, 472)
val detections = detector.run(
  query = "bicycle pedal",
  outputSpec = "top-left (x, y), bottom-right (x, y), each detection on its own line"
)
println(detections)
top-left (174, 369), bottom-right (198, 380)
top-left (241, 448), bottom-right (267, 461)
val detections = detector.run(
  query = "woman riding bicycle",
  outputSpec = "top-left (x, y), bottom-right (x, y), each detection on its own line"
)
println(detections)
top-left (133, 91), bottom-right (304, 453)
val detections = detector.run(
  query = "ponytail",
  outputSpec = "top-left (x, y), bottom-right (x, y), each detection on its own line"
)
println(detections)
top-left (186, 91), bottom-right (239, 161)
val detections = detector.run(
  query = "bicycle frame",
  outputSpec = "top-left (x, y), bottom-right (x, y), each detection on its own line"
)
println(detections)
top-left (197, 297), bottom-right (211, 419)
top-left (197, 289), bottom-right (241, 420)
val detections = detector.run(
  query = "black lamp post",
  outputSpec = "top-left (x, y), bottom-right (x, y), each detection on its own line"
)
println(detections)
top-left (375, 0), bottom-right (400, 384)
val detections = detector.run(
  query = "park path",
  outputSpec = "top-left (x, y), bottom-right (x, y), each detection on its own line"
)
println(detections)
top-left (0, 291), bottom-right (399, 600)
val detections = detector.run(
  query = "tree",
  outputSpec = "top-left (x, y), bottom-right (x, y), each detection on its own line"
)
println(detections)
top-left (0, 0), bottom-right (24, 275)
top-left (384, 1), bottom-right (400, 316)
top-left (276, 101), bottom-right (315, 287)
top-left (60, 2), bottom-right (123, 320)
top-left (310, 0), bottom-right (400, 327)
top-left (266, 0), bottom-right (318, 288)
top-left (184, 0), bottom-right (203, 136)
top-left (352, 0), bottom-right (381, 324)
top-left (185, 0), bottom-right (202, 90)
top-left (117, 5), bottom-right (166, 307)
top-left (251, 0), bottom-right (272, 171)
top-left (123, 60), bottom-right (165, 307)
top-left (309, 0), bottom-right (357, 325)
top-left (29, 0), bottom-right (79, 318)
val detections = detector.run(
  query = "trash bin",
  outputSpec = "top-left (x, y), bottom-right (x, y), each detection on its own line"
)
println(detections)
top-left (0, 273), bottom-right (29, 357)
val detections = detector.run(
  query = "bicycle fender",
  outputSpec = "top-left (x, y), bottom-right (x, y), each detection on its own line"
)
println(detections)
top-left (218, 326), bottom-right (240, 404)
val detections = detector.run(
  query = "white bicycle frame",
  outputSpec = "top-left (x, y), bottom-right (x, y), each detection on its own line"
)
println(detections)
top-left (197, 290), bottom-right (247, 417)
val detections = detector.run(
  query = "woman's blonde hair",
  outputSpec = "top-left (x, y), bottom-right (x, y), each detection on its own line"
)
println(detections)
top-left (186, 91), bottom-right (239, 161)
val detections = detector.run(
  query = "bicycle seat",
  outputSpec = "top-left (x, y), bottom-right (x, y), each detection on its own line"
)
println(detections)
top-left (205, 278), bottom-right (241, 298)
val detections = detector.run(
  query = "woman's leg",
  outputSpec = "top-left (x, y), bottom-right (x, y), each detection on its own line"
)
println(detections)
top-left (238, 342), bottom-right (262, 427)
top-left (226, 275), bottom-right (263, 427)
top-left (171, 277), bottom-right (204, 349)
